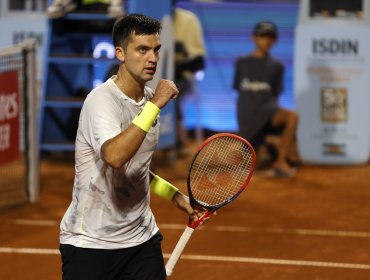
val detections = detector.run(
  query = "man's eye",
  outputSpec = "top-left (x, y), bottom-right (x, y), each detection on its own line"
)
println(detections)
top-left (139, 48), bottom-right (147, 54)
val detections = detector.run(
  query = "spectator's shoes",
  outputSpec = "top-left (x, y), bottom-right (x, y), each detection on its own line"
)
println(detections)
top-left (108, 4), bottom-right (125, 18)
top-left (274, 167), bottom-right (297, 178)
top-left (46, 0), bottom-right (77, 19)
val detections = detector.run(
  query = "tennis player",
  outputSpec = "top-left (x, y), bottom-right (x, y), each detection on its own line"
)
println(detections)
top-left (59, 14), bottom-right (203, 280)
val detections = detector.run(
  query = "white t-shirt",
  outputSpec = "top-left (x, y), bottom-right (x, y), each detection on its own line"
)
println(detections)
top-left (60, 77), bottom-right (160, 249)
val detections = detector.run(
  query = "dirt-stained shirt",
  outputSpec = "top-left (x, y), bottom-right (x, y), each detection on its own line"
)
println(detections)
top-left (60, 77), bottom-right (160, 249)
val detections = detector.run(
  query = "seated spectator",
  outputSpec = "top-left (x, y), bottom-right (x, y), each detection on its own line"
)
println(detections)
top-left (233, 21), bottom-right (299, 177)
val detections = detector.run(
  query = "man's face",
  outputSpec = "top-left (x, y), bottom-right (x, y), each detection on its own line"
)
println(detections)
top-left (122, 33), bottom-right (161, 83)
top-left (253, 34), bottom-right (276, 54)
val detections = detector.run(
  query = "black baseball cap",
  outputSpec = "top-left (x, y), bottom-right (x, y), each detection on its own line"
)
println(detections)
top-left (253, 21), bottom-right (278, 38)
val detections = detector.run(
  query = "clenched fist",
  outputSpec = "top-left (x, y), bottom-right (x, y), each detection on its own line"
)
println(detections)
top-left (150, 79), bottom-right (179, 109)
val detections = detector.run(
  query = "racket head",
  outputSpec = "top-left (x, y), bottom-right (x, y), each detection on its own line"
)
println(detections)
top-left (187, 133), bottom-right (256, 211)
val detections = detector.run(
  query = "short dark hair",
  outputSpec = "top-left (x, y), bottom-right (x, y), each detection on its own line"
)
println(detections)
top-left (112, 14), bottom-right (162, 50)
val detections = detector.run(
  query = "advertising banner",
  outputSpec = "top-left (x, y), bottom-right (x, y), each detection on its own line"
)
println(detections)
top-left (294, 25), bottom-right (370, 164)
top-left (0, 70), bottom-right (20, 165)
top-left (0, 16), bottom-right (46, 80)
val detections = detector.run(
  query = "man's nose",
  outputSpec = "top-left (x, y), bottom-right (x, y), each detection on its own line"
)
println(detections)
top-left (148, 50), bottom-right (159, 62)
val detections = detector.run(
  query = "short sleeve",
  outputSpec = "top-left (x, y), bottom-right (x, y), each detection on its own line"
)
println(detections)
top-left (82, 92), bottom-right (122, 157)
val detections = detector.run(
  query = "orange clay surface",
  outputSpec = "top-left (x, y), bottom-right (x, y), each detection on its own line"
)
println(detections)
top-left (1, 143), bottom-right (370, 280)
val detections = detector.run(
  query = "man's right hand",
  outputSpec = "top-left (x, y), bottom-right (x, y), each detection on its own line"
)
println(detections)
top-left (151, 79), bottom-right (179, 109)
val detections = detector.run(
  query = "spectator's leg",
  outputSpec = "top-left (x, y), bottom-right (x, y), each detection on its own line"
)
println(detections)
top-left (108, 0), bottom-right (125, 17)
top-left (46, 0), bottom-right (77, 18)
top-left (249, 126), bottom-right (272, 170)
top-left (270, 108), bottom-right (299, 176)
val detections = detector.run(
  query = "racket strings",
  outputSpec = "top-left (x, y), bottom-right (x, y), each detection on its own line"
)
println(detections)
top-left (191, 145), bottom-right (249, 205)
top-left (190, 136), bottom-right (254, 207)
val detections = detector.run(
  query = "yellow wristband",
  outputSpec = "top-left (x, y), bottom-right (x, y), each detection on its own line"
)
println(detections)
top-left (150, 175), bottom-right (179, 201)
top-left (132, 101), bottom-right (160, 133)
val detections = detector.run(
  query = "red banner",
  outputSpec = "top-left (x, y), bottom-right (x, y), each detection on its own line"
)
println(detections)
top-left (0, 70), bottom-right (20, 165)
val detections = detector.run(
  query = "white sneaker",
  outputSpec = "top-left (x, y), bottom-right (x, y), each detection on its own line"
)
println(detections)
top-left (108, 0), bottom-right (125, 18)
top-left (46, 0), bottom-right (77, 19)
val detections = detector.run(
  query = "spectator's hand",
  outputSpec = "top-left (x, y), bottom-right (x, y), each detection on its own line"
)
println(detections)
top-left (151, 79), bottom-right (179, 109)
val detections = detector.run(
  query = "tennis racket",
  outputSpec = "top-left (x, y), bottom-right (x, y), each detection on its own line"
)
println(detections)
top-left (165, 133), bottom-right (256, 276)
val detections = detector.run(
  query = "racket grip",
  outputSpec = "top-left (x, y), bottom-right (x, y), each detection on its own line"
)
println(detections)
top-left (165, 226), bottom-right (194, 276)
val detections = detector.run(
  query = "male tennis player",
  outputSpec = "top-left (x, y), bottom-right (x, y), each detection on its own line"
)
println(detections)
top-left (59, 14), bottom-right (203, 280)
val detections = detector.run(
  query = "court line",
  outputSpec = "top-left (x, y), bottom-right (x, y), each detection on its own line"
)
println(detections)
top-left (0, 247), bottom-right (369, 270)
top-left (11, 219), bottom-right (58, 226)
top-left (0, 247), bottom-right (59, 255)
top-left (9, 219), bottom-right (370, 239)
top-left (159, 223), bottom-right (370, 238)
top-left (162, 253), bottom-right (370, 270)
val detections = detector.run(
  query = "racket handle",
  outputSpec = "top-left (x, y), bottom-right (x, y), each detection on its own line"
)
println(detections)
top-left (165, 226), bottom-right (194, 276)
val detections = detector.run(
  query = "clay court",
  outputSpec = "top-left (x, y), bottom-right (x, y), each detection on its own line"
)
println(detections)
top-left (1, 142), bottom-right (370, 280)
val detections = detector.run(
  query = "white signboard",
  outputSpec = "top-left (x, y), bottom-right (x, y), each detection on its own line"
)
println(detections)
top-left (0, 14), bottom-right (46, 80)
top-left (294, 25), bottom-right (370, 164)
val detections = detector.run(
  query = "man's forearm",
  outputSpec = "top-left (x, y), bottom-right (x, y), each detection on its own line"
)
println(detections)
top-left (101, 124), bottom-right (146, 169)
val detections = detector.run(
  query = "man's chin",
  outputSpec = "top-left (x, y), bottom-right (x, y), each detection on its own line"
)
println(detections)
top-left (143, 74), bottom-right (155, 82)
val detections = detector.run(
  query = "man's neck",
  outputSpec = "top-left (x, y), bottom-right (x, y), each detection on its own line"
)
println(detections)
top-left (115, 71), bottom-right (145, 102)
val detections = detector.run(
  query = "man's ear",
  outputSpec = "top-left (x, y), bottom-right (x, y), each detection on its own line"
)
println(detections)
top-left (116, 47), bottom-right (125, 62)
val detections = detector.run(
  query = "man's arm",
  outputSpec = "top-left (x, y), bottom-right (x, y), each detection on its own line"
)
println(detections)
top-left (101, 124), bottom-right (148, 169)
top-left (172, 192), bottom-right (205, 222)
top-left (149, 171), bottom-right (205, 222)
top-left (101, 79), bottom-right (178, 169)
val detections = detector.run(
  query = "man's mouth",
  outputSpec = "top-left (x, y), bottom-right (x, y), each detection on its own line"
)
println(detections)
top-left (144, 67), bottom-right (156, 73)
